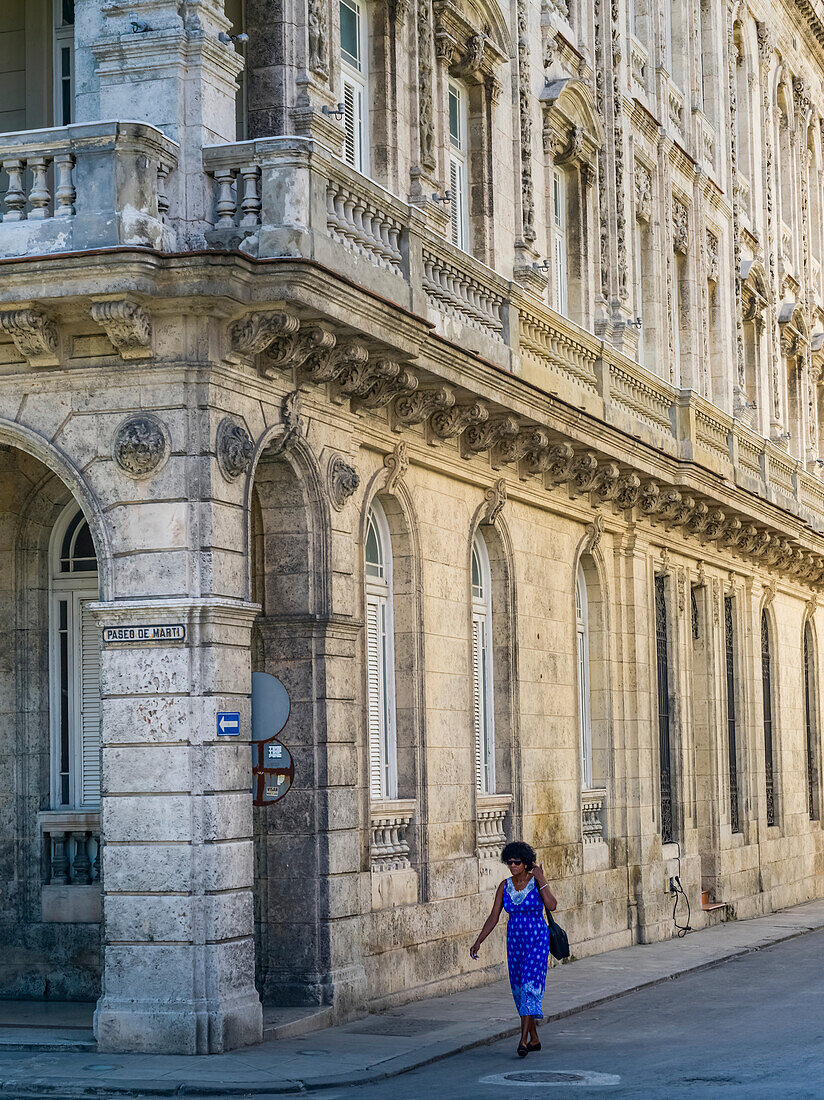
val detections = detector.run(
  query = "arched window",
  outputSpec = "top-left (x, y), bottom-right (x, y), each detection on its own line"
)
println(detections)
top-left (50, 503), bottom-right (100, 809)
top-left (804, 623), bottom-right (819, 821)
top-left (340, 0), bottom-right (368, 173)
top-left (365, 501), bottom-right (397, 799)
top-left (761, 611), bottom-right (776, 826)
top-left (576, 563), bottom-right (592, 789)
top-left (471, 533), bottom-right (495, 794)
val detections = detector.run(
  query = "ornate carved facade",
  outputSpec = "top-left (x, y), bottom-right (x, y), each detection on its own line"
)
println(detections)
top-left (2, 0), bottom-right (824, 1058)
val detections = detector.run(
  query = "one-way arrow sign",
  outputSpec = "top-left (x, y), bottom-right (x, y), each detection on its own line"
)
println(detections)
top-left (217, 711), bottom-right (240, 736)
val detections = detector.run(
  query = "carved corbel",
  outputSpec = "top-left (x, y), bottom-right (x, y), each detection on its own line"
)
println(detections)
top-left (261, 322), bottom-right (336, 377)
top-left (638, 480), bottom-right (662, 516)
top-left (461, 415), bottom-right (520, 458)
top-left (493, 427), bottom-right (550, 468)
top-left (762, 580), bottom-right (776, 608)
top-left (687, 501), bottom-right (710, 535)
top-left (751, 530), bottom-right (772, 560)
top-left (90, 299), bottom-right (152, 360)
top-left (569, 451), bottom-right (600, 495)
top-left (337, 356), bottom-right (400, 398)
top-left (481, 478), bottom-right (507, 526)
top-left (301, 340), bottom-right (370, 385)
top-left (720, 516), bottom-right (743, 549)
top-left (354, 368), bottom-right (418, 410)
top-left (229, 310), bottom-right (299, 361)
top-left (615, 473), bottom-right (641, 510)
top-left (0, 307), bottom-right (59, 367)
top-left (392, 385), bottom-right (455, 429)
top-left (704, 507), bottom-right (726, 540)
top-left (657, 488), bottom-right (683, 525)
top-left (544, 441), bottom-right (576, 486)
top-left (430, 401), bottom-right (489, 441)
top-left (593, 462), bottom-right (621, 504)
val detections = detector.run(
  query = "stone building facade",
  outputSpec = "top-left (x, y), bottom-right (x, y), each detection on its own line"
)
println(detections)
top-left (3, 0), bottom-right (824, 1056)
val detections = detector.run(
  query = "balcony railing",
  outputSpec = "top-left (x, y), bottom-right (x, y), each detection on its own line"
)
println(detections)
top-left (476, 793), bottom-right (512, 860)
top-left (39, 810), bottom-right (101, 885)
top-left (0, 121), bottom-right (178, 258)
top-left (200, 136), bottom-right (824, 538)
top-left (370, 799), bottom-right (415, 872)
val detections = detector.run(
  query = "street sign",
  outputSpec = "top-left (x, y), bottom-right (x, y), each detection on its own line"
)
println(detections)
top-left (217, 711), bottom-right (240, 736)
top-left (102, 623), bottom-right (186, 644)
top-left (250, 672), bottom-right (294, 806)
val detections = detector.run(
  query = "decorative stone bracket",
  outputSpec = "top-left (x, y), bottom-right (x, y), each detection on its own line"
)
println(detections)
top-left (433, 0), bottom-right (508, 83)
top-left (90, 299), bottom-right (153, 361)
top-left (0, 307), bottom-right (59, 367)
top-left (226, 308), bottom-right (824, 591)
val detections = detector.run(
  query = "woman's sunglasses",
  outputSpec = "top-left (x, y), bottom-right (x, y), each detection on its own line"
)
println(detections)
top-left (506, 859), bottom-right (524, 866)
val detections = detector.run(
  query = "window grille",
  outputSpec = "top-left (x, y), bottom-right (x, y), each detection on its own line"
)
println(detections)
top-left (654, 575), bottom-right (673, 843)
top-left (724, 596), bottom-right (741, 833)
top-left (761, 612), bottom-right (776, 826)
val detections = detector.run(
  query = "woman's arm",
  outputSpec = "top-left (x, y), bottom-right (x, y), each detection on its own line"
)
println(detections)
top-left (470, 880), bottom-right (505, 958)
top-left (532, 862), bottom-right (557, 914)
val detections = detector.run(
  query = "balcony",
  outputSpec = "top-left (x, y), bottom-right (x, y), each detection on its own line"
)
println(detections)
top-left (0, 121), bottom-right (178, 259)
top-left (202, 136), bottom-right (824, 539)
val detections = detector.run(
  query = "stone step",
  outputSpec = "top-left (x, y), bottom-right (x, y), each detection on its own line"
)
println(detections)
top-left (0, 1027), bottom-right (95, 1052)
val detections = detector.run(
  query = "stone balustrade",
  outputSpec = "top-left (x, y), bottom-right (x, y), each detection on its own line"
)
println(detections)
top-left (581, 788), bottom-right (607, 844)
top-left (476, 793), bottom-right (512, 860)
top-left (39, 811), bottom-right (101, 885)
top-left (370, 799), bottom-right (415, 872)
top-left (200, 138), bottom-right (824, 539)
top-left (0, 121), bottom-right (178, 258)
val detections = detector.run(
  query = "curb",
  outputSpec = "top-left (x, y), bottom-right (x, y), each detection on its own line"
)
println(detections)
top-left (3, 916), bottom-right (823, 1098)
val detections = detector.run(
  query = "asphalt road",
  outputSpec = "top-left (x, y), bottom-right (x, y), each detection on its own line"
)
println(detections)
top-left (320, 927), bottom-right (824, 1099)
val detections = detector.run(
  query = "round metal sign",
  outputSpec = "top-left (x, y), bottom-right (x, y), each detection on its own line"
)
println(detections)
top-left (250, 673), bottom-right (294, 806)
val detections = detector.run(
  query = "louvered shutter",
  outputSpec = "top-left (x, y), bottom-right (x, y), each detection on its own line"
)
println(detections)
top-left (79, 597), bottom-right (101, 807)
top-left (342, 76), bottom-right (364, 171)
top-left (366, 593), bottom-right (385, 799)
top-left (472, 616), bottom-right (485, 792)
top-left (554, 234), bottom-right (567, 314)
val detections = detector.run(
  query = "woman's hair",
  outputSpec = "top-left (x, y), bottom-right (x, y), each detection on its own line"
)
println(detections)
top-left (500, 840), bottom-right (536, 870)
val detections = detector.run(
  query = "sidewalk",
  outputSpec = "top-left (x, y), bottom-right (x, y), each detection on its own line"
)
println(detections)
top-left (4, 897), bottom-right (824, 1098)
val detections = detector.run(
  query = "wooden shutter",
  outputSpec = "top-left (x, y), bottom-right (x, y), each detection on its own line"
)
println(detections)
top-left (79, 597), bottom-right (101, 807)
top-left (366, 593), bottom-right (385, 799)
top-left (472, 616), bottom-right (485, 792)
top-left (342, 76), bottom-right (364, 171)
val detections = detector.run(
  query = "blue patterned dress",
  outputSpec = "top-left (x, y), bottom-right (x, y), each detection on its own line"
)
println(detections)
top-left (503, 876), bottom-right (550, 1018)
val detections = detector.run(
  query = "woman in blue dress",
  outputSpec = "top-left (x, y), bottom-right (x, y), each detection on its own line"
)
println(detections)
top-left (470, 841), bottom-right (557, 1057)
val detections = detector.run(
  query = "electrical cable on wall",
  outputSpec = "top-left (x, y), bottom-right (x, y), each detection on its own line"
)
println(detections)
top-left (669, 842), bottom-right (692, 937)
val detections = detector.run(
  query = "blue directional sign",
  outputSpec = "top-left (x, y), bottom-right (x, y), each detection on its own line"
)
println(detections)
top-left (216, 711), bottom-right (240, 736)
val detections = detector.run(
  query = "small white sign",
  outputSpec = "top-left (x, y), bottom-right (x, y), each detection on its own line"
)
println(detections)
top-left (102, 624), bottom-right (186, 644)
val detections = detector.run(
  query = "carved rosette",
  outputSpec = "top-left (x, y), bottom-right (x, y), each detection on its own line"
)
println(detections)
top-left (217, 417), bottom-right (254, 481)
top-left (90, 299), bottom-right (152, 360)
top-left (0, 307), bottom-right (59, 367)
top-left (113, 414), bottom-right (168, 479)
top-left (327, 454), bottom-right (360, 509)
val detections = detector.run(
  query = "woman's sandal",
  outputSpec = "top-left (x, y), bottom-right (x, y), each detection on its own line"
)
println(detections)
top-left (526, 1041), bottom-right (542, 1053)
top-left (517, 1043), bottom-right (529, 1058)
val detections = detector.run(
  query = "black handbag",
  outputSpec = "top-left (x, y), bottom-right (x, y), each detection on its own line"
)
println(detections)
top-left (547, 910), bottom-right (570, 960)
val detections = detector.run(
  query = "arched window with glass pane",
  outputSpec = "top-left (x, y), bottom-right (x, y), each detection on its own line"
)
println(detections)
top-left (364, 501), bottom-right (397, 799)
top-left (576, 564), bottom-right (592, 789)
top-left (471, 533), bottom-right (495, 794)
top-left (50, 503), bottom-right (101, 809)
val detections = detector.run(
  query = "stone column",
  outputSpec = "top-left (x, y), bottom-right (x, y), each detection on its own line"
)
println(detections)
top-left (92, 598), bottom-right (263, 1055)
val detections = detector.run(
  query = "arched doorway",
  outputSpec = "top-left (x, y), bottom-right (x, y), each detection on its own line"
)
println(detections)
top-left (0, 444), bottom-right (102, 1001)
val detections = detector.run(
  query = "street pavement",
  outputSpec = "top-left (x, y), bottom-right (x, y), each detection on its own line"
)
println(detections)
top-left (1, 898), bottom-right (824, 1097)
top-left (335, 926), bottom-right (824, 1099)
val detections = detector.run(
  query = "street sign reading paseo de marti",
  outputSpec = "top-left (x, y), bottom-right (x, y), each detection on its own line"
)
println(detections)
top-left (250, 672), bottom-right (295, 806)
